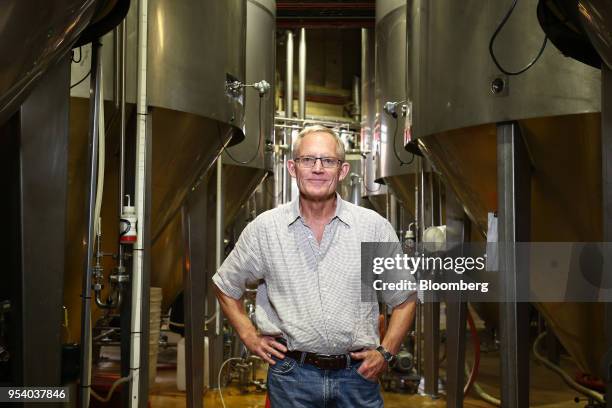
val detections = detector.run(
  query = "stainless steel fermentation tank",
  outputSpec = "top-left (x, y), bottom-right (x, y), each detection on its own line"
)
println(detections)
top-left (375, 0), bottom-right (421, 219)
top-left (65, 0), bottom-right (248, 340)
top-left (0, 0), bottom-right (100, 123)
top-left (223, 0), bottom-right (276, 227)
top-left (151, 0), bottom-right (275, 309)
top-left (361, 28), bottom-right (388, 214)
top-left (408, 0), bottom-right (604, 378)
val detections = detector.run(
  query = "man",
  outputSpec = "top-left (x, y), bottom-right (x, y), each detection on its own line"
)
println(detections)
top-left (213, 125), bottom-right (417, 407)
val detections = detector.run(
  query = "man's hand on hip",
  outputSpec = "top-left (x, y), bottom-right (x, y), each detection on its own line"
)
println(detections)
top-left (350, 349), bottom-right (386, 381)
top-left (243, 333), bottom-right (287, 365)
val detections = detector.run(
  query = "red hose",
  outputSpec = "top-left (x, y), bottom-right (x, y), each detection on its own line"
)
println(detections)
top-left (575, 372), bottom-right (606, 392)
top-left (464, 308), bottom-right (480, 397)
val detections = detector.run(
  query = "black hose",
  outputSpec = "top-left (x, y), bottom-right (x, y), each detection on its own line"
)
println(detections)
top-left (222, 94), bottom-right (264, 165)
top-left (489, 0), bottom-right (548, 76)
top-left (391, 116), bottom-right (414, 166)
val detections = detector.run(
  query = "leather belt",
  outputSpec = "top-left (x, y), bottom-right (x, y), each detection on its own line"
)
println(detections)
top-left (276, 338), bottom-right (362, 370)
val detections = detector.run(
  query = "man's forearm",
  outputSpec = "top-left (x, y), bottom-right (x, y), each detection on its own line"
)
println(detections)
top-left (213, 284), bottom-right (258, 343)
top-left (381, 299), bottom-right (416, 355)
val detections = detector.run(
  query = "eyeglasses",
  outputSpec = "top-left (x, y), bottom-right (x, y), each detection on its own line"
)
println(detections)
top-left (294, 156), bottom-right (343, 168)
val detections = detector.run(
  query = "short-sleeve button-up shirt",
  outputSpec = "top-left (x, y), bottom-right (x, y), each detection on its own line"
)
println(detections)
top-left (212, 194), bottom-right (415, 354)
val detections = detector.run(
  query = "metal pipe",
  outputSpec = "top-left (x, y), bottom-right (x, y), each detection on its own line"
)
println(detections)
top-left (94, 290), bottom-right (119, 310)
top-left (415, 301), bottom-right (422, 376)
top-left (113, 27), bottom-right (120, 109)
top-left (437, 175), bottom-right (443, 225)
top-left (349, 173), bottom-right (361, 206)
top-left (93, 329), bottom-right (116, 342)
top-left (428, 172), bottom-right (434, 226)
top-left (420, 157), bottom-right (426, 232)
top-left (298, 27), bottom-right (307, 119)
top-left (415, 158), bottom-right (423, 378)
top-left (129, 0), bottom-right (149, 403)
top-left (275, 115), bottom-right (359, 128)
top-left (118, 21), bottom-right (127, 270)
top-left (283, 30), bottom-right (294, 204)
top-left (79, 39), bottom-right (102, 408)
top-left (352, 76), bottom-right (360, 122)
top-left (285, 30), bottom-right (294, 119)
top-left (215, 156), bottom-right (223, 335)
top-left (389, 193), bottom-right (398, 231)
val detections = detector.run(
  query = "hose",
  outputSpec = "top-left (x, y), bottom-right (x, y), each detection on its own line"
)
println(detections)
top-left (93, 329), bottom-right (115, 342)
top-left (205, 313), bottom-right (217, 326)
top-left (90, 374), bottom-right (132, 403)
top-left (464, 308), bottom-right (480, 396)
top-left (533, 332), bottom-right (605, 404)
top-left (467, 371), bottom-right (501, 407)
top-left (94, 62), bottom-right (105, 237)
top-left (467, 331), bottom-right (606, 406)
top-left (489, 0), bottom-right (548, 76)
top-left (218, 357), bottom-right (242, 408)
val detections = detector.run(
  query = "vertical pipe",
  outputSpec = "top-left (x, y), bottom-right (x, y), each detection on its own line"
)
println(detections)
top-left (130, 0), bottom-right (149, 403)
top-left (285, 31), bottom-right (294, 119)
top-left (386, 189), bottom-right (391, 221)
top-left (118, 20), bottom-right (130, 398)
top-left (428, 172), bottom-right (434, 226)
top-left (283, 31), bottom-right (294, 204)
top-left (118, 20), bottom-right (127, 270)
top-left (79, 40), bottom-right (102, 408)
top-left (414, 167), bottom-right (421, 376)
top-left (350, 174), bottom-right (361, 206)
top-left (118, 20), bottom-right (127, 221)
top-left (352, 76), bottom-right (361, 122)
top-left (274, 140), bottom-right (283, 207)
top-left (389, 193), bottom-right (398, 231)
top-left (215, 156), bottom-right (223, 336)
top-left (113, 27), bottom-right (121, 110)
top-left (298, 27), bottom-right (307, 120)
top-left (419, 157), bottom-right (426, 234)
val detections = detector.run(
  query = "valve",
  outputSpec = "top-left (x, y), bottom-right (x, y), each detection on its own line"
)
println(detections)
top-left (226, 79), bottom-right (271, 97)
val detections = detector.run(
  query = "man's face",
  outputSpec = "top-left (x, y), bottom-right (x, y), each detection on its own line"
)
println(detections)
top-left (288, 132), bottom-right (350, 201)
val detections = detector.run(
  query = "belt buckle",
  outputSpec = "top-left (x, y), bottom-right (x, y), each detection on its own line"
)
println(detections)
top-left (316, 354), bottom-right (339, 370)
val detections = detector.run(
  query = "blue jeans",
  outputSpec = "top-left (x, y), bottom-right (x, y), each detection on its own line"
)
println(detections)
top-left (267, 355), bottom-right (384, 408)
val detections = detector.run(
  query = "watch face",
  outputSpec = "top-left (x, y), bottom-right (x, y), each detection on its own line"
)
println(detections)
top-left (377, 346), bottom-right (393, 362)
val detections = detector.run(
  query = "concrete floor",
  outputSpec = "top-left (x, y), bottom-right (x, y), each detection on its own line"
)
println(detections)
top-left (143, 348), bottom-right (585, 407)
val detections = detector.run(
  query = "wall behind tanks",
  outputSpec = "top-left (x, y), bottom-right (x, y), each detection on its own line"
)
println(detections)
top-left (276, 28), bottom-right (361, 119)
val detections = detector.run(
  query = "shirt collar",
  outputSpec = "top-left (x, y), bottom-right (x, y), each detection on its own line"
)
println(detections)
top-left (286, 193), bottom-right (352, 227)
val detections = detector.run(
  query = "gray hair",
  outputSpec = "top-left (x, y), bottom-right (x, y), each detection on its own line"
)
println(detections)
top-left (292, 125), bottom-right (346, 160)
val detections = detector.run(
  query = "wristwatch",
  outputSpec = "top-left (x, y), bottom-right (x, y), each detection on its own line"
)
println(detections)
top-left (376, 345), bottom-right (395, 363)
